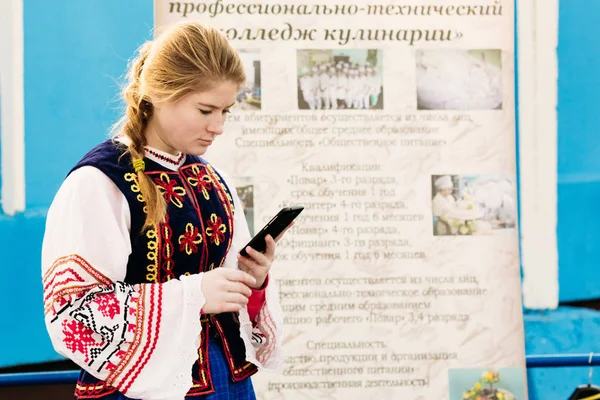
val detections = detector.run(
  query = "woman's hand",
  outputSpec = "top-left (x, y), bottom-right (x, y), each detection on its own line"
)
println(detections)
top-left (200, 268), bottom-right (257, 313)
top-left (237, 223), bottom-right (294, 289)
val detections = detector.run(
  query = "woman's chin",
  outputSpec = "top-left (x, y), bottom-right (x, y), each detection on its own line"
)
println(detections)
top-left (186, 144), bottom-right (210, 156)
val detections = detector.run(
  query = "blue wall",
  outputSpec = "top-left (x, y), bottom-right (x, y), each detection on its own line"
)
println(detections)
top-left (0, 75), bottom-right (2, 204)
top-left (0, 0), bottom-right (153, 367)
top-left (526, 308), bottom-right (600, 399)
top-left (556, 0), bottom-right (600, 302)
top-left (525, 1), bottom-right (600, 399)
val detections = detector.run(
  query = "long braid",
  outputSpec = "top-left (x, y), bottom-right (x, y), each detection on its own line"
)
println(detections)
top-left (120, 42), bottom-right (166, 229)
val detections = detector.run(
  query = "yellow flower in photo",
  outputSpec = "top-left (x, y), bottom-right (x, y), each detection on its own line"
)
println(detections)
top-left (481, 370), bottom-right (500, 384)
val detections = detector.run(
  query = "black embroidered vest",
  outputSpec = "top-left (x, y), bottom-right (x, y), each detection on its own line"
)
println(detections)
top-left (70, 140), bottom-right (257, 397)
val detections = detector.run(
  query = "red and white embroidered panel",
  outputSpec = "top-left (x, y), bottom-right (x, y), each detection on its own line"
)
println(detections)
top-left (43, 254), bottom-right (162, 391)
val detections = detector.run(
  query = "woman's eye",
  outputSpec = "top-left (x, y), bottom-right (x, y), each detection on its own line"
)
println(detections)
top-left (199, 109), bottom-right (211, 115)
top-left (223, 109), bottom-right (231, 114)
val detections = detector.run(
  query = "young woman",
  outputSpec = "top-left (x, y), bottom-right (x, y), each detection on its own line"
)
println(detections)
top-left (42, 21), bottom-right (286, 400)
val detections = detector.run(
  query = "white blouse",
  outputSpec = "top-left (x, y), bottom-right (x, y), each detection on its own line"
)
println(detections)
top-left (41, 145), bottom-right (284, 400)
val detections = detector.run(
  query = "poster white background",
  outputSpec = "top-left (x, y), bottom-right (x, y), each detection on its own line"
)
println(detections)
top-left (155, 1), bottom-right (525, 398)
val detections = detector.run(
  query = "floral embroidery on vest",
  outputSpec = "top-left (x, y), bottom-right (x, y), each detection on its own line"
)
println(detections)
top-left (179, 223), bottom-right (203, 255)
top-left (205, 214), bottom-right (227, 246)
top-left (154, 172), bottom-right (186, 208)
top-left (186, 164), bottom-right (213, 200)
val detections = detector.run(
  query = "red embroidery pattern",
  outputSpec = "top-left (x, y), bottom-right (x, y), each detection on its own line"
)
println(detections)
top-left (256, 306), bottom-right (278, 362)
top-left (186, 164), bottom-right (213, 200)
top-left (74, 382), bottom-right (118, 398)
top-left (205, 214), bottom-right (226, 246)
top-left (44, 268), bottom-right (86, 315)
top-left (93, 294), bottom-right (121, 319)
top-left (43, 255), bottom-right (112, 316)
top-left (144, 148), bottom-right (185, 166)
top-left (118, 284), bottom-right (162, 394)
top-left (44, 254), bottom-right (112, 286)
top-left (105, 287), bottom-right (144, 386)
top-left (189, 321), bottom-right (211, 394)
top-left (62, 320), bottom-right (104, 363)
top-left (207, 165), bottom-right (234, 212)
top-left (205, 165), bottom-right (235, 263)
top-left (43, 253), bottom-right (164, 396)
top-left (178, 223), bottom-right (203, 255)
top-left (159, 214), bottom-right (175, 281)
top-left (154, 172), bottom-right (186, 208)
top-left (61, 283), bottom-right (144, 388)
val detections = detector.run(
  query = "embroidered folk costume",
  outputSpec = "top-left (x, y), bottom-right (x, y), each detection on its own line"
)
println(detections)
top-left (42, 139), bottom-right (284, 399)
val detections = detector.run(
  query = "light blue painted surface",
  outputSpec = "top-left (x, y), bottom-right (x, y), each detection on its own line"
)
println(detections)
top-left (556, 0), bottom-right (600, 302)
top-left (0, 0), bottom-right (153, 367)
top-left (24, 0), bottom-right (154, 208)
top-left (0, 88), bottom-right (2, 207)
top-left (524, 2), bottom-right (600, 399)
top-left (525, 308), bottom-right (600, 399)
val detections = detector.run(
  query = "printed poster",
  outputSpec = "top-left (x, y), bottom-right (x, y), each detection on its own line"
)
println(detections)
top-left (155, 1), bottom-right (526, 398)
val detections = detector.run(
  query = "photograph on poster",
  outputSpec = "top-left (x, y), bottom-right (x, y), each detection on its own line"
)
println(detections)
top-left (448, 368), bottom-right (525, 400)
top-left (234, 177), bottom-right (255, 236)
top-left (431, 174), bottom-right (516, 236)
top-left (236, 49), bottom-right (261, 111)
top-left (416, 49), bottom-right (502, 110)
top-left (296, 49), bottom-right (383, 110)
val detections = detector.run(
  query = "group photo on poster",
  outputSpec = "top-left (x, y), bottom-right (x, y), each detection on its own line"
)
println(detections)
top-left (296, 49), bottom-right (383, 110)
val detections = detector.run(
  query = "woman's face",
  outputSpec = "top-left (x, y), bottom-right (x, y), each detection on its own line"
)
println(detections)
top-left (146, 80), bottom-right (239, 156)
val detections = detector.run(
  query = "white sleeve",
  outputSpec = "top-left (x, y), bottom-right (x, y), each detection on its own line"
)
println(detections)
top-left (42, 166), bottom-right (205, 400)
top-left (214, 169), bottom-right (285, 372)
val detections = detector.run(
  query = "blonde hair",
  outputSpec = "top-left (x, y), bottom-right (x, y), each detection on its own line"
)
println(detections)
top-left (113, 22), bottom-right (245, 229)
